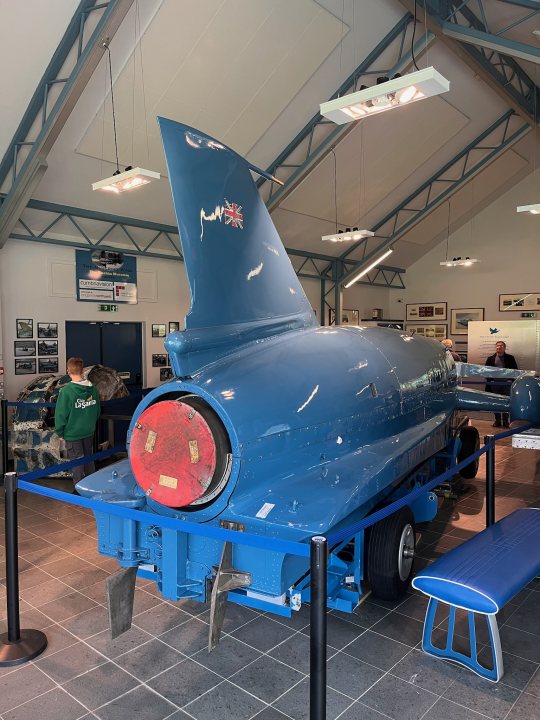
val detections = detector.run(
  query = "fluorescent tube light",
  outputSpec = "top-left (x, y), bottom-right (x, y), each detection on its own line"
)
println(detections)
top-left (344, 249), bottom-right (393, 288)
top-left (516, 203), bottom-right (540, 215)
top-left (439, 257), bottom-right (479, 267)
top-left (320, 67), bottom-right (449, 124)
top-left (92, 166), bottom-right (160, 193)
top-left (322, 228), bottom-right (374, 243)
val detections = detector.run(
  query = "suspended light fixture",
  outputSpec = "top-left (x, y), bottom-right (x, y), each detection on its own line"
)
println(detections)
top-left (439, 256), bottom-right (479, 268)
top-left (344, 248), bottom-right (393, 288)
top-left (320, 67), bottom-right (449, 125)
top-left (322, 227), bottom-right (374, 243)
top-left (516, 203), bottom-right (540, 215)
top-left (92, 28), bottom-right (159, 194)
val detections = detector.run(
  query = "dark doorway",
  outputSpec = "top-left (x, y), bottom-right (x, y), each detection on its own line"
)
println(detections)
top-left (65, 321), bottom-right (142, 392)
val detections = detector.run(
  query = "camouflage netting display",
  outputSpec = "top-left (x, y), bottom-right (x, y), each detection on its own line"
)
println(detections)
top-left (12, 365), bottom-right (129, 475)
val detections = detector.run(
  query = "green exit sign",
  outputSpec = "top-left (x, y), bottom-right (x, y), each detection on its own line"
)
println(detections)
top-left (99, 304), bottom-right (119, 312)
top-left (521, 312), bottom-right (536, 318)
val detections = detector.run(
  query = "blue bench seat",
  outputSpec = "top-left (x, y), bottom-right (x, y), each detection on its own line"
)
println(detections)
top-left (412, 507), bottom-right (540, 682)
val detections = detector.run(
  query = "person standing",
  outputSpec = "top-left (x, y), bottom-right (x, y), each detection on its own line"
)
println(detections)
top-left (441, 338), bottom-right (461, 362)
top-left (55, 357), bottom-right (100, 488)
top-left (485, 340), bottom-right (518, 428)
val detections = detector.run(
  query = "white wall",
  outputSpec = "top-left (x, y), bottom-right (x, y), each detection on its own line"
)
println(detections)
top-left (388, 168), bottom-right (540, 346)
top-left (0, 240), bottom-right (190, 398)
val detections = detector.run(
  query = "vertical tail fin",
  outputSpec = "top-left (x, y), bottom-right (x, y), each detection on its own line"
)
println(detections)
top-left (158, 118), bottom-right (316, 337)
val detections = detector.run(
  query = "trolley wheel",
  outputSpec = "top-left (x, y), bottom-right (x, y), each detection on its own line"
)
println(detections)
top-left (367, 506), bottom-right (416, 601)
top-left (457, 425), bottom-right (480, 479)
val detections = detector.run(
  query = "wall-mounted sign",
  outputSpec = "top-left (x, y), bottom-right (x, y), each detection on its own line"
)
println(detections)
top-left (76, 250), bottom-right (137, 304)
top-left (99, 304), bottom-right (119, 312)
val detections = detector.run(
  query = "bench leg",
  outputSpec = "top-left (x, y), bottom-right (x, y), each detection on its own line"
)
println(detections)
top-left (421, 598), bottom-right (503, 682)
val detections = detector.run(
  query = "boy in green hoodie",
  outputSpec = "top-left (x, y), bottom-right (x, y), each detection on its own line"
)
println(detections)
top-left (55, 357), bottom-right (100, 487)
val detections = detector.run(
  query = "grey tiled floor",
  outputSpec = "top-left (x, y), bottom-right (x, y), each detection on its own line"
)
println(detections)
top-left (0, 418), bottom-right (539, 720)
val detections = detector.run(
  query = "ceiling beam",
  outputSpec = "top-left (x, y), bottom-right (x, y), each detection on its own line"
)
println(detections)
top-left (398, 0), bottom-right (538, 125)
top-left (441, 20), bottom-right (540, 64)
top-left (0, 0), bottom-right (134, 248)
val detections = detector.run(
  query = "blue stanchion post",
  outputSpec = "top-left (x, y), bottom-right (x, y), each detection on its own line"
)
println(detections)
top-left (0, 472), bottom-right (47, 665)
top-left (310, 536), bottom-right (327, 720)
top-left (484, 435), bottom-right (495, 527)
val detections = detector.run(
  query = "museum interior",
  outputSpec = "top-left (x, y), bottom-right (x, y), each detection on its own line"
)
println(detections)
top-left (0, 1), bottom-right (539, 720)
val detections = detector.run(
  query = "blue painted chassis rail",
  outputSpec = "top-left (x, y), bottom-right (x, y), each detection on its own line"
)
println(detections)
top-left (11, 421), bottom-right (534, 616)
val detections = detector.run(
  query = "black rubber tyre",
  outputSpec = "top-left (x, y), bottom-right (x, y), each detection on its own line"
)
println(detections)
top-left (457, 425), bottom-right (480, 479)
top-left (367, 506), bottom-right (416, 601)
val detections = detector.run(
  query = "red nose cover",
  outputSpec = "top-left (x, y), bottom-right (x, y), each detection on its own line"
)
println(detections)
top-left (130, 400), bottom-right (217, 507)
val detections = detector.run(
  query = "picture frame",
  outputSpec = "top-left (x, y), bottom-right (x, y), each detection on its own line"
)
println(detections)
top-left (38, 357), bottom-right (59, 374)
top-left (16, 319), bottom-right (33, 338)
top-left (152, 353), bottom-right (168, 367)
top-left (499, 293), bottom-right (540, 312)
top-left (405, 323), bottom-right (447, 339)
top-left (37, 323), bottom-right (58, 338)
top-left (450, 308), bottom-right (485, 335)
top-left (406, 302), bottom-right (447, 321)
top-left (15, 358), bottom-right (36, 375)
top-left (160, 367), bottom-right (173, 382)
top-left (38, 340), bottom-right (58, 356)
top-left (14, 340), bottom-right (36, 357)
top-left (151, 323), bottom-right (166, 338)
top-left (328, 308), bottom-right (360, 326)
top-left (169, 321), bottom-right (180, 333)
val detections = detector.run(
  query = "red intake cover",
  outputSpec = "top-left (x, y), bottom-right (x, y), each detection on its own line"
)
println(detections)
top-left (130, 399), bottom-right (217, 507)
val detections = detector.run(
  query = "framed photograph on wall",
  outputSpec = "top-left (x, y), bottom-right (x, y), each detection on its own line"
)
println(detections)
top-left (405, 323), bottom-right (447, 339)
top-left (15, 359), bottom-right (36, 375)
top-left (14, 340), bottom-right (36, 357)
top-left (151, 323), bottom-right (166, 338)
top-left (328, 308), bottom-right (360, 326)
top-left (152, 353), bottom-right (168, 367)
top-left (160, 367), bottom-right (173, 382)
top-left (498, 293), bottom-right (540, 312)
top-left (169, 321), bottom-right (180, 333)
top-left (450, 308), bottom-right (485, 335)
top-left (406, 302), bottom-right (447, 322)
top-left (37, 323), bottom-right (58, 338)
top-left (16, 319), bottom-right (33, 338)
top-left (38, 340), bottom-right (58, 356)
top-left (38, 357), bottom-right (59, 374)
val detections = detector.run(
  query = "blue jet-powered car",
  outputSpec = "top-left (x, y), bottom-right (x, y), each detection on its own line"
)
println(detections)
top-left (79, 118), bottom-right (540, 647)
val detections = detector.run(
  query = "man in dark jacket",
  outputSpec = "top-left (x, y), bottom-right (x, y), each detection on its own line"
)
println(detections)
top-left (55, 357), bottom-right (100, 487)
top-left (485, 341), bottom-right (518, 428)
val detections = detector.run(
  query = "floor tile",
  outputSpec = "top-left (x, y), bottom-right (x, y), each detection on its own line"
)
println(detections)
top-left (93, 684), bottom-right (178, 720)
top-left (337, 702), bottom-right (390, 720)
top-left (192, 635), bottom-right (262, 678)
top-left (115, 638), bottom-right (185, 681)
top-left (331, 601), bottom-right (389, 630)
top-left (343, 629), bottom-right (410, 671)
top-left (36, 640), bottom-right (107, 683)
top-left (63, 661), bottom-right (139, 710)
top-left (442, 670), bottom-right (521, 720)
top-left (272, 677), bottom-right (352, 720)
top-left (132, 601), bottom-right (191, 635)
top-left (499, 625), bottom-right (540, 664)
top-left (2, 687), bottom-right (88, 720)
top-left (391, 648), bottom-right (464, 695)
top-left (185, 679), bottom-right (265, 720)
top-left (61, 605), bottom-right (110, 640)
top-left (0, 664), bottom-right (56, 714)
top-left (159, 617), bottom-right (211, 656)
top-left (507, 691), bottom-right (540, 720)
top-left (370, 612), bottom-right (424, 648)
top-left (86, 624), bottom-right (154, 659)
top-left (38, 591), bottom-right (99, 623)
top-left (231, 615), bottom-right (295, 652)
top-left (361, 674), bottom-right (438, 720)
top-left (230, 654), bottom-right (305, 703)
top-left (524, 667), bottom-right (540, 698)
top-left (147, 659), bottom-right (221, 707)
top-left (220, 603), bottom-right (259, 633)
top-left (36, 555), bottom-right (93, 579)
top-left (60, 566), bottom-right (110, 591)
top-left (38, 623), bottom-right (80, 658)
top-left (251, 708), bottom-right (291, 720)
top-left (326, 651), bottom-right (384, 699)
top-left (301, 613), bottom-right (364, 650)
top-left (477, 648), bottom-right (538, 691)
top-left (268, 632), bottom-right (314, 675)
top-left (422, 697), bottom-right (492, 720)
top-left (19, 577), bottom-right (73, 606)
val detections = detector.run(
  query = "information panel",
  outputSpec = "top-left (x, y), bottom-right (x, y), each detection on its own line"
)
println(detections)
top-left (76, 250), bottom-right (137, 304)
top-left (467, 320), bottom-right (540, 372)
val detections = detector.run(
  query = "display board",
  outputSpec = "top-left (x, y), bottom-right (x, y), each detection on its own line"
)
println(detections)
top-left (467, 320), bottom-right (540, 372)
top-left (76, 250), bottom-right (137, 304)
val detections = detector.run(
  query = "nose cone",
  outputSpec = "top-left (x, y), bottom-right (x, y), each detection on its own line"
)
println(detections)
top-left (511, 376), bottom-right (540, 424)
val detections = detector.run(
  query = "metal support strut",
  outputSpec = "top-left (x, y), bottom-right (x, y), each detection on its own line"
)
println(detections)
top-left (1, 398), bottom-right (8, 478)
top-left (0, 472), bottom-right (48, 666)
top-left (484, 435), bottom-right (495, 527)
top-left (310, 536), bottom-right (328, 720)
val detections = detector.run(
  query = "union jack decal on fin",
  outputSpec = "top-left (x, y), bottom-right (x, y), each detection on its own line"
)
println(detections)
top-left (224, 200), bottom-right (243, 229)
